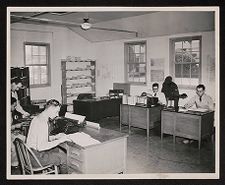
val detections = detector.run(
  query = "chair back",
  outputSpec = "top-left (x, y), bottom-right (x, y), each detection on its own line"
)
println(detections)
top-left (14, 138), bottom-right (43, 175)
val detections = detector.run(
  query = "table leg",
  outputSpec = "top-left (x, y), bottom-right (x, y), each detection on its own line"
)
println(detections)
top-left (173, 135), bottom-right (175, 145)
top-left (119, 105), bottom-right (122, 132)
top-left (128, 106), bottom-right (131, 134)
top-left (147, 109), bottom-right (149, 137)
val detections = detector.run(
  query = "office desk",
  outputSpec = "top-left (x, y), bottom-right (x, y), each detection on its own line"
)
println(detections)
top-left (120, 104), bottom-right (162, 137)
top-left (73, 98), bottom-right (122, 121)
top-left (161, 109), bottom-right (214, 149)
top-left (62, 127), bottom-right (128, 174)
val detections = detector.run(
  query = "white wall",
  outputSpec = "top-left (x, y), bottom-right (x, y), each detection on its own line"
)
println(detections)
top-left (10, 24), bottom-right (216, 106)
top-left (92, 31), bottom-right (216, 105)
top-left (10, 23), bottom-right (94, 102)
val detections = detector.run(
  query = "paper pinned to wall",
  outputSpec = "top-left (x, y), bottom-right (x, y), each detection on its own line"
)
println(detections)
top-left (207, 55), bottom-right (215, 82)
top-left (150, 58), bottom-right (165, 82)
top-left (151, 70), bottom-right (164, 82)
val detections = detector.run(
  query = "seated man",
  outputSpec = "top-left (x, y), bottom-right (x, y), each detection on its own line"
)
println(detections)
top-left (26, 99), bottom-right (71, 174)
top-left (11, 97), bottom-right (26, 169)
top-left (148, 83), bottom-right (165, 105)
top-left (183, 84), bottom-right (214, 144)
top-left (11, 77), bottom-right (30, 117)
top-left (184, 84), bottom-right (214, 110)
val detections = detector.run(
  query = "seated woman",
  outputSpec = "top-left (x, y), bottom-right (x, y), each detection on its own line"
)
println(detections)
top-left (11, 97), bottom-right (26, 169)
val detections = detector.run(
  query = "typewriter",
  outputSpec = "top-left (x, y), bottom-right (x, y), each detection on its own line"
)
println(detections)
top-left (50, 117), bottom-right (86, 135)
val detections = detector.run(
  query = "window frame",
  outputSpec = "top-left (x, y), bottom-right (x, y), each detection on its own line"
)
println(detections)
top-left (24, 42), bottom-right (51, 88)
top-left (124, 40), bottom-right (147, 85)
top-left (169, 36), bottom-right (202, 89)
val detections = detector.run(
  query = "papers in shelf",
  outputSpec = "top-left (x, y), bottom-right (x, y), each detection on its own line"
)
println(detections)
top-left (65, 112), bottom-right (86, 124)
top-left (67, 132), bottom-right (101, 147)
top-left (187, 108), bottom-right (209, 112)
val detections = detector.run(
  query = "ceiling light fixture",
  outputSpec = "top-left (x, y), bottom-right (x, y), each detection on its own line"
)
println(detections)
top-left (80, 18), bottom-right (92, 30)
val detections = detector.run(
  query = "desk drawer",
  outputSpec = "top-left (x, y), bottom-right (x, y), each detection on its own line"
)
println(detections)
top-left (67, 146), bottom-right (84, 162)
top-left (67, 157), bottom-right (84, 173)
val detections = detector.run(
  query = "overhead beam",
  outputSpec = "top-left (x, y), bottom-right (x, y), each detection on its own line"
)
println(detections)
top-left (10, 14), bottom-right (138, 36)
top-left (11, 12), bottom-right (50, 23)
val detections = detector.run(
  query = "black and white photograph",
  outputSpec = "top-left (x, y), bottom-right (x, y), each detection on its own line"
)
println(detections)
top-left (7, 7), bottom-right (219, 179)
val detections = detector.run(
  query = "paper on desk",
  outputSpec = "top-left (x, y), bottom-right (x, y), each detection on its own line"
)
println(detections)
top-left (188, 108), bottom-right (208, 112)
top-left (179, 107), bottom-right (189, 112)
top-left (86, 121), bottom-right (100, 129)
top-left (67, 132), bottom-right (101, 147)
top-left (65, 112), bottom-right (86, 124)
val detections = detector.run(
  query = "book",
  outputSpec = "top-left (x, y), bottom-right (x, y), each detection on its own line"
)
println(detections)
top-left (65, 112), bottom-right (86, 124)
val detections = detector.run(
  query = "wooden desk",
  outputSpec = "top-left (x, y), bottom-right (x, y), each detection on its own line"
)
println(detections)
top-left (63, 127), bottom-right (128, 174)
top-left (120, 104), bottom-right (162, 137)
top-left (161, 109), bottom-right (214, 149)
top-left (73, 98), bottom-right (122, 121)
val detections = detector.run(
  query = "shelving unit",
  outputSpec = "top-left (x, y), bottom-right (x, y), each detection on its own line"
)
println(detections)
top-left (61, 59), bottom-right (96, 112)
top-left (11, 67), bottom-right (31, 108)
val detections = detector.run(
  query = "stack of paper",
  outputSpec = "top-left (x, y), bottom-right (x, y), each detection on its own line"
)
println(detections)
top-left (65, 112), bottom-right (86, 124)
top-left (67, 132), bottom-right (101, 147)
top-left (188, 108), bottom-right (208, 112)
top-left (127, 96), bottom-right (137, 105)
top-left (122, 95), bottom-right (128, 104)
top-left (179, 107), bottom-right (189, 112)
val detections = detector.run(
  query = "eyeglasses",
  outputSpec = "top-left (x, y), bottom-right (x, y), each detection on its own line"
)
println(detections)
top-left (196, 90), bottom-right (204, 93)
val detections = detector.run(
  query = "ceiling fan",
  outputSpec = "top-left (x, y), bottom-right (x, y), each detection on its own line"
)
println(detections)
top-left (80, 18), bottom-right (92, 30)
top-left (10, 13), bottom-right (138, 37)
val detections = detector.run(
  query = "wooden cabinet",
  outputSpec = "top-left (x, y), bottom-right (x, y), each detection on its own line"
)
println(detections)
top-left (120, 104), bottom-right (162, 137)
top-left (61, 59), bottom-right (96, 112)
top-left (73, 98), bottom-right (122, 121)
top-left (161, 109), bottom-right (214, 149)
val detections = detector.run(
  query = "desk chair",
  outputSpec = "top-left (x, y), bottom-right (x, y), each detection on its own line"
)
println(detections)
top-left (14, 138), bottom-right (58, 175)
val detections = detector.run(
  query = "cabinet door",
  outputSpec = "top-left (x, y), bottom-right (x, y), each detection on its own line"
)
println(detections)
top-left (175, 114), bottom-right (200, 140)
top-left (161, 111), bottom-right (174, 135)
top-left (130, 106), bottom-right (147, 129)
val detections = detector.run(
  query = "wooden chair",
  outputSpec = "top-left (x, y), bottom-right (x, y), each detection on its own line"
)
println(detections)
top-left (14, 138), bottom-right (58, 175)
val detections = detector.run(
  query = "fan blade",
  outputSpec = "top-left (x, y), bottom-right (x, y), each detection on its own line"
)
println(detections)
top-left (10, 14), bottom-right (80, 27)
top-left (91, 26), bottom-right (138, 36)
top-left (11, 12), bottom-right (50, 23)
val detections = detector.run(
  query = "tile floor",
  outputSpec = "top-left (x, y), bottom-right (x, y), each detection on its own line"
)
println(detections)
top-left (99, 116), bottom-right (215, 174)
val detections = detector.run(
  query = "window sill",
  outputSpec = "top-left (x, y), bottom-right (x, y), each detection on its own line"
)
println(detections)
top-left (30, 84), bottom-right (50, 88)
top-left (127, 82), bottom-right (147, 86)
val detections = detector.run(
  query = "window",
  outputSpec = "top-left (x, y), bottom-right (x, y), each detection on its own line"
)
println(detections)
top-left (125, 41), bottom-right (147, 84)
top-left (170, 36), bottom-right (201, 87)
top-left (24, 43), bottom-right (50, 87)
